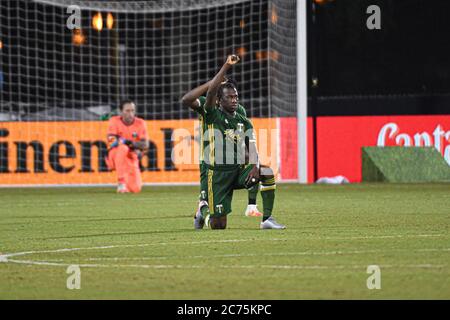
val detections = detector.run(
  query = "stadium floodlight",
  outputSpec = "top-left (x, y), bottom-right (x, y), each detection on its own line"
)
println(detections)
top-left (72, 29), bottom-right (86, 46)
top-left (92, 12), bottom-right (103, 31)
top-left (106, 13), bottom-right (114, 30)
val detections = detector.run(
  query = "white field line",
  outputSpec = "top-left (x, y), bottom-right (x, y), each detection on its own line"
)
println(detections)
top-left (4, 259), bottom-right (447, 270)
top-left (39, 247), bottom-right (450, 262)
top-left (0, 239), bottom-right (288, 260)
top-left (0, 234), bottom-right (446, 261)
top-left (0, 238), bottom-right (448, 269)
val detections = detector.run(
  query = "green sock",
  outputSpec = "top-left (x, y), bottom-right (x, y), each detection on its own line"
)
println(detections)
top-left (247, 184), bottom-right (258, 205)
top-left (261, 189), bottom-right (275, 221)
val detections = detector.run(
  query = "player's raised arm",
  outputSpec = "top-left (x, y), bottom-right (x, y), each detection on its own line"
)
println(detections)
top-left (181, 81), bottom-right (211, 110)
top-left (205, 55), bottom-right (239, 109)
top-left (182, 77), bottom-right (230, 111)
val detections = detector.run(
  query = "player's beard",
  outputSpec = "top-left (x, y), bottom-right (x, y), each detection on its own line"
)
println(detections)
top-left (222, 103), bottom-right (237, 115)
top-left (122, 115), bottom-right (135, 125)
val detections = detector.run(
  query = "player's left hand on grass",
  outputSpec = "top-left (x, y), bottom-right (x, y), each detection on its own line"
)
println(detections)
top-left (245, 166), bottom-right (260, 188)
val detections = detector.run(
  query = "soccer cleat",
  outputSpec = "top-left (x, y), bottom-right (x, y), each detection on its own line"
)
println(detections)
top-left (245, 204), bottom-right (263, 217)
top-left (260, 216), bottom-right (286, 230)
top-left (194, 210), bottom-right (205, 230)
top-left (117, 183), bottom-right (129, 193)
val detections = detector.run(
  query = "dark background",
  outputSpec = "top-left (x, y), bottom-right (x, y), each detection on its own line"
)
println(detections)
top-left (309, 0), bottom-right (450, 116)
top-left (0, 0), bottom-right (449, 119)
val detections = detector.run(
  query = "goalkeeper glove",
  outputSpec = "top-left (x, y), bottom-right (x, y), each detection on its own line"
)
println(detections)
top-left (120, 138), bottom-right (136, 150)
top-left (107, 136), bottom-right (119, 149)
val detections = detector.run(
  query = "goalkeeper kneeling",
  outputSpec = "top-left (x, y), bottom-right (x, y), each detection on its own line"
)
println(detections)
top-left (105, 100), bottom-right (149, 193)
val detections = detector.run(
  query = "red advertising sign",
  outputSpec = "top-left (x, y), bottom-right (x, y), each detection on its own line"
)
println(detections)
top-left (316, 115), bottom-right (450, 182)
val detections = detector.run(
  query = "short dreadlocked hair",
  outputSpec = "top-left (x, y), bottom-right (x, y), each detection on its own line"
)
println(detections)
top-left (217, 81), bottom-right (237, 102)
top-left (223, 77), bottom-right (237, 87)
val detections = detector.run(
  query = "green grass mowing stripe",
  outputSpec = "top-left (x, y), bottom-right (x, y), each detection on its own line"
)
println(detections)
top-left (0, 183), bottom-right (449, 299)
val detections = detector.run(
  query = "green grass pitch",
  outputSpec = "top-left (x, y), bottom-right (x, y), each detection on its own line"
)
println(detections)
top-left (0, 183), bottom-right (449, 299)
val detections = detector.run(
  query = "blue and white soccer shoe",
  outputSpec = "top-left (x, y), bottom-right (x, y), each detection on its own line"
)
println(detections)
top-left (260, 216), bottom-right (286, 230)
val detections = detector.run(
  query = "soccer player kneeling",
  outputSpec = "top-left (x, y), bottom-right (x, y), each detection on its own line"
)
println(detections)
top-left (193, 55), bottom-right (285, 230)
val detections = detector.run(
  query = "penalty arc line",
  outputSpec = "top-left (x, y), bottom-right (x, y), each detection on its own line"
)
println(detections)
top-left (4, 258), bottom-right (447, 270)
top-left (0, 234), bottom-right (447, 269)
top-left (0, 238), bottom-right (289, 261)
top-left (0, 236), bottom-right (448, 270)
top-left (0, 233), bottom-right (445, 261)
top-left (32, 247), bottom-right (450, 262)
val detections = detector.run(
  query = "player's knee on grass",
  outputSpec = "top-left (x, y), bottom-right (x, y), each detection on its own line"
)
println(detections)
top-left (128, 184), bottom-right (141, 193)
top-left (210, 216), bottom-right (227, 229)
top-left (126, 171), bottom-right (142, 193)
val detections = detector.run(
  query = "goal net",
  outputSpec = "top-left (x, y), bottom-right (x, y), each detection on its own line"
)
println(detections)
top-left (0, 0), bottom-right (298, 186)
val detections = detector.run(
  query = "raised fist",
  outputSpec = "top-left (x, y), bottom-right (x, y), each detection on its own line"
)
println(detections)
top-left (226, 54), bottom-right (240, 65)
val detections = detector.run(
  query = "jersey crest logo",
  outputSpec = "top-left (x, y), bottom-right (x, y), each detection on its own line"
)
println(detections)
top-left (224, 129), bottom-right (242, 143)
